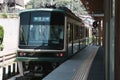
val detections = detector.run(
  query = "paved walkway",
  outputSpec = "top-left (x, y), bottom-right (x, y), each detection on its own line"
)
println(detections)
top-left (43, 45), bottom-right (99, 80)
top-left (87, 47), bottom-right (105, 80)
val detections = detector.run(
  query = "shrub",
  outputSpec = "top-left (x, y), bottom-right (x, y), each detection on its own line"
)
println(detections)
top-left (1, 13), bottom-right (8, 18)
top-left (0, 25), bottom-right (4, 51)
top-left (0, 44), bottom-right (3, 51)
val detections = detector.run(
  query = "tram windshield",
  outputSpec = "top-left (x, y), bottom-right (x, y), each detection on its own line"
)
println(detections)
top-left (19, 11), bottom-right (64, 50)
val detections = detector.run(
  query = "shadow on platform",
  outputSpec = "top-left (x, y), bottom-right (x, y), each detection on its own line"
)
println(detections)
top-left (87, 47), bottom-right (105, 80)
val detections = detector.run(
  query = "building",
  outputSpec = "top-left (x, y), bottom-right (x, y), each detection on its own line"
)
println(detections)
top-left (0, 0), bottom-right (24, 13)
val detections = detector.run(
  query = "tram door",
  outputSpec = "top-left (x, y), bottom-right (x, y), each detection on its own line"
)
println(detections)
top-left (67, 23), bottom-right (73, 55)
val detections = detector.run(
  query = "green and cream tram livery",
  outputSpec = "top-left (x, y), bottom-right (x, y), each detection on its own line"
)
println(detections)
top-left (16, 7), bottom-right (89, 70)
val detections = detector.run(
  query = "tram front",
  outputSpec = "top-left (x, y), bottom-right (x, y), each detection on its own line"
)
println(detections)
top-left (17, 9), bottom-right (66, 62)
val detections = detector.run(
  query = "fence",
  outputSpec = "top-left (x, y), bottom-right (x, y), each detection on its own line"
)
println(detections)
top-left (0, 50), bottom-right (19, 80)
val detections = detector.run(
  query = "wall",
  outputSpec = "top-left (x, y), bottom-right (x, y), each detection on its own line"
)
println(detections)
top-left (0, 18), bottom-right (19, 52)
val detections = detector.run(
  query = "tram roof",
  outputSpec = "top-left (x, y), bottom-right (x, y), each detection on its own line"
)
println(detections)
top-left (19, 7), bottom-right (82, 22)
top-left (19, 8), bottom-right (65, 13)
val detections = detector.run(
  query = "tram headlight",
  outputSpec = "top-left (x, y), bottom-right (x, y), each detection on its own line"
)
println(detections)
top-left (18, 52), bottom-right (26, 57)
top-left (60, 53), bottom-right (63, 57)
top-left (56, 53), bottom-right (59, 56)
top-left (56, 53), bottom-right (64, 57)
top-left (19, 52), bottom-right (23, 56)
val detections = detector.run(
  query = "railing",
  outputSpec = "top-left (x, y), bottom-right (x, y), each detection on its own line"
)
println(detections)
top-left (0, 50), bottom-right (19, 80)
top-left (0, 53), bottom-right (16, 66)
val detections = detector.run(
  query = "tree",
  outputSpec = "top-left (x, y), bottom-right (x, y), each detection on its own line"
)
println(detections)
top-left (26, 0), bottom-right (50, 8)
top-left (26, 0), bottom-right (72, 8)
top-left (55, 0), bottom-right (70, 7)
top-left (25, 0), bottom-right (81, 16)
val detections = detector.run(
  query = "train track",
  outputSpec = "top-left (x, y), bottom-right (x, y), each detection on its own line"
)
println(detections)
top-left (15, 74), bottom-right (43, 80)
top-left (14, 72), bottom-right (52, 80)
top-left (9, 70), bottom-right (52, 80)
top-left (12, 65), bottom-right (54, 80)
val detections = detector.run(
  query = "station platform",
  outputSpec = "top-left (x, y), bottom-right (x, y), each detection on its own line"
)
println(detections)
top-left (43, 45), bottom-right (100, 80)
top-left (87, 47), bottom-right (104, 80)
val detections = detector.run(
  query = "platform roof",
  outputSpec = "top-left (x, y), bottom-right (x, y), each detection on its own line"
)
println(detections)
top-left (80, 0), bottom-right (104, 20)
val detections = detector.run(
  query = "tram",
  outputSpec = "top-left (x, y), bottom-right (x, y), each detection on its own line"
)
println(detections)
top-left (16, 7), bottom-right (89, 73)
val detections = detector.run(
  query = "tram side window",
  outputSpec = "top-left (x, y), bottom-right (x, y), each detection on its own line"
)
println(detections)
top-left (67, 23), bottom-right (73, 43)
top-left (77, 26), bottom-right (80, 39)
top-left (73, 25), bottom-right (79, 40)
top-left (86, 28), bottom-right (89, 37)
top-left (81, 27), bottom-right (84, 38)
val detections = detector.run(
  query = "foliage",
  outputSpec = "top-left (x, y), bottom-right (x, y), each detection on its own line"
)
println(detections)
top-left (26, 0), bottom-right (79, 9)
top-left (1, 13), bottom-right (8, 18)
top-left (26, 0), bottom-right (50, 8)
top-left (0, 25), bottom-right (4, 44)
top-left (0, 44), bottom-right (3, 51)
top-left (0, 25), bottom-right (4, 51)
top-left (26, 0), bottom-right (81, 16)
top-left (55, 0), bottom-right (70, 7)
